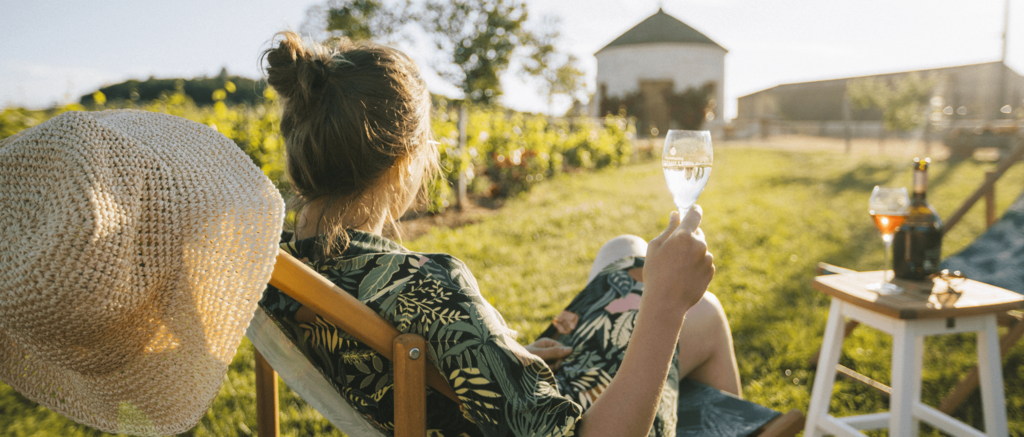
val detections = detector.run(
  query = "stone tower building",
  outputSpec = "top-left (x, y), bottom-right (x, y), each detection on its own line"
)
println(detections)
top-left (592, 9), bottom-right (726, 137)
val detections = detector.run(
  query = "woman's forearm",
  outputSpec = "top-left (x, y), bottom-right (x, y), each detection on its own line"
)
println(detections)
top-left (576, 299), bottom-right (688, 437)
top-left (576, 208), bottom-right (712, 437)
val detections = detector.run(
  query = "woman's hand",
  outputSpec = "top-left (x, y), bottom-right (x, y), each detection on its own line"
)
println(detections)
top-left (524, 338), bottom-right (573, 371)
top-left (642, 206), bottom-right (715, 314)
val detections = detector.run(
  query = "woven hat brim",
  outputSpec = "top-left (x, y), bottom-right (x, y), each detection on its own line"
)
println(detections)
top-left (0, 110), bottom-right (285, 435)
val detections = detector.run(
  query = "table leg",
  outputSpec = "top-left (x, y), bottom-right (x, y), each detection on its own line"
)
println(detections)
top-left (977, 317), bottom-right (1008, 437)
top-left (806, 299), bottom-right (847, 437)
top-left (889, 320), bottom-right (920, 437)
top-left (911, 333), bottom-right (924, 435)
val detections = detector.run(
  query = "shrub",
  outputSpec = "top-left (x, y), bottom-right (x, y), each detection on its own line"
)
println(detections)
top-left (3, 95), bottom-right (636, 213)
top-left (431, 101), bottom-right (635, 204)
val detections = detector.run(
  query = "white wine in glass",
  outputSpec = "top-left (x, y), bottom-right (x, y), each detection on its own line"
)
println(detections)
top-left (866, 186), bottom-right (910, 295)
top-left (663, 130), bottom-right (713, 213)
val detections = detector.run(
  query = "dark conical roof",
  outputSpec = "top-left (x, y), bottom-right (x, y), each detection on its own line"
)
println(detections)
top-left (596, 8), bottom-right (726, 54)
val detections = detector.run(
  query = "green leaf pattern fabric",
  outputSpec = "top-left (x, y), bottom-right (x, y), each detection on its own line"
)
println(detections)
top-left (259, 230), bottom-right (679, 436)
top-left (538, 255), bottom-right (679, 437)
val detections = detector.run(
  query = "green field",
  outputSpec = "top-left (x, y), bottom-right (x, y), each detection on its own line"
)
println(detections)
top-left (2, 146), bottom-right (1023, 436)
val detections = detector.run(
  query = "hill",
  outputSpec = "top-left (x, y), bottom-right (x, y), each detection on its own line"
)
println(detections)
top-left (79, 68), bottom-right (266, 106)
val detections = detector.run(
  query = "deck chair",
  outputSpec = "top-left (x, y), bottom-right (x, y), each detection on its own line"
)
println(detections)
top-left (252, 249), bottom-right (805, 437)
top-left (935, 174), bottom-right (1024, 413)
top-left (811, 143), bottom-right (1024, 415)
top-left (250, 248), bottom-right (453, 437)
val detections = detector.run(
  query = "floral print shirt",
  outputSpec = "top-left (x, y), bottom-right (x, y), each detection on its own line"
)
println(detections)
top-left (259, 230), bottom-right (677, 437)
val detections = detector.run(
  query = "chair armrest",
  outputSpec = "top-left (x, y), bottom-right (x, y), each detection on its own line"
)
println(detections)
top-left (270, 249), bottom-right (461, 404)
top-left (815, 262), bottom-right (857, 276)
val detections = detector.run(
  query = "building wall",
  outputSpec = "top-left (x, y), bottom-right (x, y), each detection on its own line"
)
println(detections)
top-left (736, 62), bottom-right (1024, 128)
top-left (937, 63), bottom-right (1024, 120)
top-left (592, 42), bottom-right (726, 127)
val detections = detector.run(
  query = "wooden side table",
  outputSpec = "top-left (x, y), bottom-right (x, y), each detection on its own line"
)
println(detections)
top-left (805, 270), bottom-right (1024, 437)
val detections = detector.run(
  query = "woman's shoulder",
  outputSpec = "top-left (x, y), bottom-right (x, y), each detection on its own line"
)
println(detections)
top-left (412, 252), bottom-right (479, 290)
top-left (280, 230), bottom-right (475, 287)
top-left (279, 230), bottom-right (495, 318)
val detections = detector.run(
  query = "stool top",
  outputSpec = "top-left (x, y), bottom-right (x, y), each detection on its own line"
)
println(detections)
top-left (813, 270), bottom-right (1024, 319)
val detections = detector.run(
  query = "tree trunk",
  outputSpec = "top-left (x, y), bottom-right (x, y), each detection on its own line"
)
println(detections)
top-left (456, 104), bottom-right (468, 211)
top-left (842, 94), bottom-right (853, 154)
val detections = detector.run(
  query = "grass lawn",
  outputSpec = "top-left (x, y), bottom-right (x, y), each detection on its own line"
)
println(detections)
top-left (2, 146), bottom-right (1023, 436)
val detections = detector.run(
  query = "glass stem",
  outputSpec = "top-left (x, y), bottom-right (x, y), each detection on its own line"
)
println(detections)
top-left (882, 237), bottom-right (893, 284)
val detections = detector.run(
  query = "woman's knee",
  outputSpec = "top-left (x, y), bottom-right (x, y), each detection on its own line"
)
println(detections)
top-left (588, 235), bottom-right (648, 283)
top-left (679, 291), bottom-right (741, 395)
top-left (695, 291), bottom-right (725, 317)
top-left (684, 292), bottom-right (731, 336)
top-left (598, 235), bottom-right (647, 258)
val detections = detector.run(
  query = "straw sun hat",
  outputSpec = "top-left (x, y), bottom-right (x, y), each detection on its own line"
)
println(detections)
top-left (0, 110), bottom-right (285, 435)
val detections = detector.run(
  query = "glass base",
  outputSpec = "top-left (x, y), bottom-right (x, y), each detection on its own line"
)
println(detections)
top-left (866, 281), bottom-right (904, 295)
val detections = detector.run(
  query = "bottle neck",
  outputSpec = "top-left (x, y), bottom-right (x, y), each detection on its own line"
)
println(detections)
top-left (913, 169), bottom-right (928, 201)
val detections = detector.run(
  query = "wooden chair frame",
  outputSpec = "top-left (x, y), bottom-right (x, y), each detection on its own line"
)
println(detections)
top-left (255, 249), bottom-right (459, 437)
top-left (255, 249), bottom-right (804, 436)
top-left (808, 140), bottom-right (1024, 415)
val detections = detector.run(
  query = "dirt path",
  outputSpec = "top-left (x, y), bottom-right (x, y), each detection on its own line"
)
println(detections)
top-left (388, 197), bottom-right (503, 241)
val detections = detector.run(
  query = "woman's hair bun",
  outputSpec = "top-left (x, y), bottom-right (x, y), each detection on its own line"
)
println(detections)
top-left (260, 30), bottom-right (437, 257)
top-left (263, 32), bottom-right (334, 107)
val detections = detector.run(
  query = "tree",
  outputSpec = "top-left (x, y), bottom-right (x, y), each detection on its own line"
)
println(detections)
top-left (303, 0), bottom-right (572, 107)
top-left (847, 72), bottom-right (936, 133)
top-left (549, 57), bottom-right (585, 108)
top-left (302, 0), bottom-right (411, 43)
top-left (520, 16), bottom-right (585, 114)
top-left (421, 0), bottom-right (530, 105)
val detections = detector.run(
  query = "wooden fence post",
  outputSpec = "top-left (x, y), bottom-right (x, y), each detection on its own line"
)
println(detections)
top-left (923, 117), bottom-right (932, 158)
top-left (985, 170), bottom-right (996, 228)
top-left (842, 94), bottom-right (852, 154)
top-left (943, 144), bottom-right (1024, 234)
top-left (456, 104), bottom-right (468, 211)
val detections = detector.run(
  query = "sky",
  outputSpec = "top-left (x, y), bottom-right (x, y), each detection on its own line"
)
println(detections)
top-left (1, 0), bottom-right (1021, 120)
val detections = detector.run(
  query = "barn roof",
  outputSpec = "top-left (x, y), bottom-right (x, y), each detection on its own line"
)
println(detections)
top-left (596, 8), bottom-right (726, 54)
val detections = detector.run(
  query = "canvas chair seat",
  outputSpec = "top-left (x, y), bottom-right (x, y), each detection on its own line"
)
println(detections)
top-left (247, 308), bottom-right (387, 437)
top-left (942, 186), bottom-right (1024, 295)
top-left (932, 182), bottom-right (1024, 414)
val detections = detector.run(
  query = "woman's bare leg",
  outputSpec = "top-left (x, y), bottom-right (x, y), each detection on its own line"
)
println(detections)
top-left (589, 235), bottom-right (741, 396)
top-left (676, 291), bottom-right (741, 396)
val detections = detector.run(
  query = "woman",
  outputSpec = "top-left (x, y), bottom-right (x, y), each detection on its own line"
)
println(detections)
top-left (257, 32), bottom-right (739, 437)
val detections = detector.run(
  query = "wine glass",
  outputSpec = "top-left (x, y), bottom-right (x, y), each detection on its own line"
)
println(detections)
top-left (663, 130), bottom-right (713, 214)
top-left (866, 186), bottom-right (910, 295)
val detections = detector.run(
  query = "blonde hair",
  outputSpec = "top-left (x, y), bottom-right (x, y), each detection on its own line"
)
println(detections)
top-left (262, 32), bottom-right (438, 256)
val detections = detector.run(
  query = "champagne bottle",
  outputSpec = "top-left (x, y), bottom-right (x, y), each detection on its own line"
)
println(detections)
top-left (892, 158), bottom-right (943, 280)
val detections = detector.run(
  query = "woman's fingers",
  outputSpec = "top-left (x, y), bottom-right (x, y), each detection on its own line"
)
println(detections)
top-left (642, 205), bottom-right (714, 312)
top-left (530, 338), bottom-right (560, 348)
top-left (691, 226), bottom-right (706, 243)
top-left (653, 206), bottom-right (702, 248)
top-left (675, 205), bottom-right (703, 235)
top-left (534, 347), bottom-right (573, 362)
top-left (525, 338), bottom-right (573, 362)
top-left (651, 210), bottom-right (681, 246)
